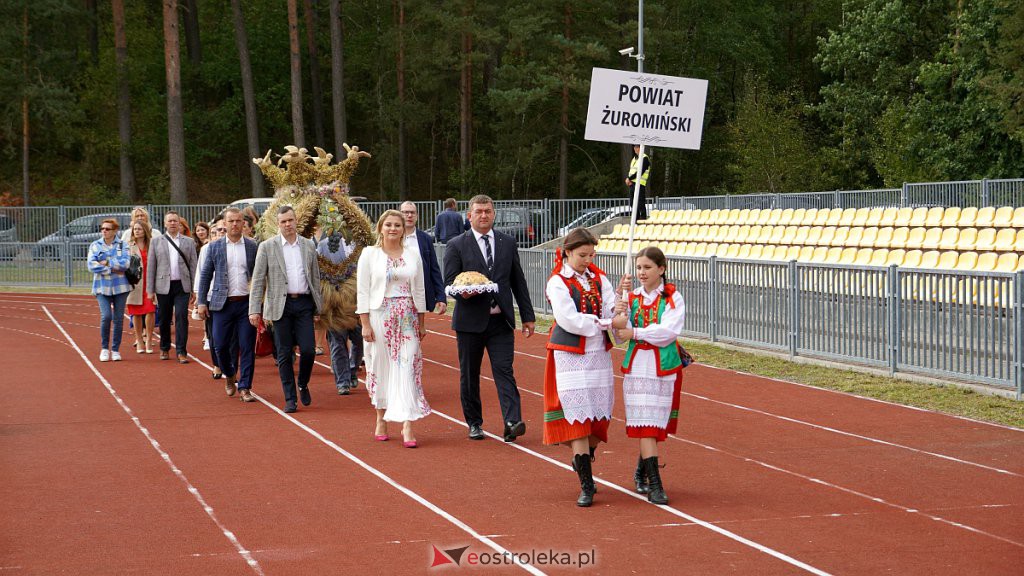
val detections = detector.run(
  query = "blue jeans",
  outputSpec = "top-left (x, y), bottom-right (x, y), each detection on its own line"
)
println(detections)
top-left (97, 292), bottom-right (129, 352)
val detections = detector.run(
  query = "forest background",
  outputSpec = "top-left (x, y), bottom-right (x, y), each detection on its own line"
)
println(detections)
top-left (2, 0), bottom-right (1022, 207)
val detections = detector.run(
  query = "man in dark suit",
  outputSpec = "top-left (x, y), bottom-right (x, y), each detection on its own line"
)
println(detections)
top-left (400, 201), bottom-right (447, 315)
top-left (435, 197), bottom-right (468, 243)
top-left (444, 194), bottom-right (536, 442)
top-left (196, 208), bottom-right (259, 403)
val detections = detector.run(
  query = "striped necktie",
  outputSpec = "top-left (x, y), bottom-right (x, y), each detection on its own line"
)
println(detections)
top-left (482, 234), bottom-right (493, 271)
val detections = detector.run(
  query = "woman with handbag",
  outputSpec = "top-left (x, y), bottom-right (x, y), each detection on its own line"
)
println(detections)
top-left (611, 246), bottom-right (686, 505)
top-left (126, 220), bottom-right (156, 354)
top-left (357, 210), bottom-right (430, 448)
top-left (88, 218), bottom-right (133, 362)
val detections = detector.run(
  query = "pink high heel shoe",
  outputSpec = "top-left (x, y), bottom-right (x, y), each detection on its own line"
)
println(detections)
top-left (403, 440), bottom-right (417, 448)
top-left (374, 434), bottom-right (389, 441)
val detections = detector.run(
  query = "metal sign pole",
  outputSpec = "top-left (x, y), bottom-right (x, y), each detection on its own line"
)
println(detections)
top-left (623, 0), bottom-right (645, 300)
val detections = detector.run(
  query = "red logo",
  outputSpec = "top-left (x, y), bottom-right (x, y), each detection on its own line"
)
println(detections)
top-left (431, 545), bottom-right (471, 568)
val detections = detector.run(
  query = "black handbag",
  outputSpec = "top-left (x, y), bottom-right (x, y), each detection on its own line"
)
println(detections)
top-left (125, 253), bottom-right (142, 286)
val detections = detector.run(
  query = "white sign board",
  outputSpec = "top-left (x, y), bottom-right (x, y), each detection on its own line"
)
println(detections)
top-left (584, 67), bottom-right (708, 150)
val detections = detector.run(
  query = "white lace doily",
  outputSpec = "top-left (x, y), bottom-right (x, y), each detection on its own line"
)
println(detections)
top-left (445, 282), bottom-right (499, 297)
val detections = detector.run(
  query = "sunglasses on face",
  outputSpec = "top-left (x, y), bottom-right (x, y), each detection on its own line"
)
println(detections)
top-left (101, 227), bottom-right (114, 231)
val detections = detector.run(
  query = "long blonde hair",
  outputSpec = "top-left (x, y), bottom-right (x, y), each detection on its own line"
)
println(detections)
top-left (374, 209), bottom-right (404, 247)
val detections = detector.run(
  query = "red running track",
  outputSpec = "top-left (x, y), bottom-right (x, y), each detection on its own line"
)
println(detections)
top-left (1, 292), bottom-right (1022, 575)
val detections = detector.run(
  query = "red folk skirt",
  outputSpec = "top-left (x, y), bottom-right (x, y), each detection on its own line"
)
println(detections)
top-left (542, 349), bottom-right (610, 445)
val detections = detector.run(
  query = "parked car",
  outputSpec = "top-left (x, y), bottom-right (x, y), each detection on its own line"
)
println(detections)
top-left (424, 206), bottom-right (551, 247)
top-left (557, 204), bottom-right (655, 237)
top-left (0, 213), bottom-right (19, 260)
top-left (33, 213), bottom-right (132, 260)
top-left (228, 197), bottom-right (274, 217)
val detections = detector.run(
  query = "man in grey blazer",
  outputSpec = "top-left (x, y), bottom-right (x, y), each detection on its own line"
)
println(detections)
top-left (249, 205), bottom-right (324, 413)
top-left (147, 210), bottom-right (198, 363)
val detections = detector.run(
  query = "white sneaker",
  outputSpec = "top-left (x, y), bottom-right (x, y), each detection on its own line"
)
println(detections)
top-left (99, 349), bottom-right (110, 362)
top-left (111, 351), bottom-right (122, 362)
top-left (203, 338), bottom-right (210, 351)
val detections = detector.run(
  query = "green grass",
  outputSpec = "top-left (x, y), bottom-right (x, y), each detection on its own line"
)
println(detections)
top-left (516, 306), bottom-right (1023, 429)
top-left (0, 285), bottom-right (91, 294)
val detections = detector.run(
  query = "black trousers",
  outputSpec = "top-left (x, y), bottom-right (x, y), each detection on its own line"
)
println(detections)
top-left (157, 280), bottom-right (190, 355)
top-left (456, 314), bottom-right (522, 427)
top-left (271, 295), bottom-right (316, 406)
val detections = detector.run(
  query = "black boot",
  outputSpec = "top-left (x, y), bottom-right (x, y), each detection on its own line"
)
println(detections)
top-left (642, 456), bottom-right (668, 505)
top-left (633, 456), bottom-right (650, 494)
top-left (572, 453), bottom-right (596, 507)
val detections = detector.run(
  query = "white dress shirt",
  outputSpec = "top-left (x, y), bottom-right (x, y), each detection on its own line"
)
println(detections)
top-left (403, 230), bottom-right (421, 257)
top-left (166, 233), bottom-right (181, 281)
top-left (470, 228), bottom-right (499, 313)
top-left (225, 237), bottom-right (249, 297)
top-left (281, 236), bottom-right (309, 294)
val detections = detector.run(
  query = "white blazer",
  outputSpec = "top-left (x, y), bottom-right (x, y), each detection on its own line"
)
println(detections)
top-left (356, 245), bottom-right (426, 314)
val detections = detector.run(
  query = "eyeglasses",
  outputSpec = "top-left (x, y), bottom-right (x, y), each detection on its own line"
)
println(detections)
top-left (215, 228), bottom-right (227, 233)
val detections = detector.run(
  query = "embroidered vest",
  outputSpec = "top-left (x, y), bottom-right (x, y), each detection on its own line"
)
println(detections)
top-left (546, 272), bottom-right (612, 354)
top-left (621, 284), bottom-right (683, 375)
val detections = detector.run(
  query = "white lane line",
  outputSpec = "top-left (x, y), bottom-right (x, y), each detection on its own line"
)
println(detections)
top-left (42, 306), bottom-right (265, 576)
top-left (428, 325), bottom-right (1021, 476)
top-left (412, 345), bottom-right (1024, 548)
top-left (427, 409), bottom-right (833, 576)
top-left (182, 353), bottom-right (545, 576)
top-left (0, 323), bottom-right (73, 347)
top-left (683, 392), bottom-right (1022, 478)
top-left (305, 354), bottom-right (831, 574)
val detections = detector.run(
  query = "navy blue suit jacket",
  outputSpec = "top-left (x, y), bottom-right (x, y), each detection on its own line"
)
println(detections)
top-left (197, 236), bottom-right (258, 311)
top-left (415, 229), bottom-right (445, 311)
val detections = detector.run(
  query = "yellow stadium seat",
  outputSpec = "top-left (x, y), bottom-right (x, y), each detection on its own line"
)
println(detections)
top-left (793, 226), bottom-right (810, 245)
top-left (874, 227), bottom-right (894, 248)
top-left (727, 209), bottom-right (743, 224)
top-left (812, 208), bottom-right (831, 226)
top-left (799, 208), bottom-right (818, 226)
top-left (781, 226), bottom-right (799, 244)
top-left (743, 209), bottom-right (759, 225)
top-left (694, 224), bottom-right (709, 240)
top-left (707, 209), bottom-right (723, 225)
top-left (994, 228), bottom-right (1016, 251)
top-left (672, 224), bottom-right (686, 241)
top-left (954, 252), bottom-right (978, 271)
top-left (956, 228), bottom-right (979, 251)
top-left (847, 227), bottom-right (865, 247)
top-left (852, 207), bottom-right (871, 227)
top-left (715, 243), bottom-right (730, 257)
top-left (797, 246), bottom-right (814, 261)
top-left (678, 242), bottom-right (695, 256)
top-left (748, 245), bottom-right (764, 259)
top-left (924, 206), bottom-right (945, 227)
top-left (725, 243), bottom-right (741, 258)
top-left (694, 242), bottom-right (710, 257)
top-left (893, 207), bottom-right (914, 227)
top-left (885, 249), bottom-right (905, 266)
top-left (838, 208), bottom-right (857, 227)
top-left (732, 225), bottom-right (750, 243)
top-left (941, 206), bottom-right (962, 227)
top-left (975, 207), bottom-right (995, 228)
top-left (780, 208), bottom-right (796, 225)
top-left (937, 251), bottom-right (959, 269)
top-left (762, 245), bottom-right (781, 260)
top-left (865, 207), bottom-right (885, 227)
top-left (908, 207), bottom-right (929, 227)
top-left (973, 228), bottom-right (997, 252)
top-left (778, 245), bottom-right (797, 260)
top-left (756, 226), bottom-right (773, 244)
top-left (853, 248), bottom-right (873, 265)
top-left (810, 246), bottom-right (829, 262)
top-left (992, 206), bottom-right (1014, 227)
top-left (819, 226), bottom-right (837, 246)
top-left (831, 227), bottom-right (850, 247)
top-left (824, 247), bottom-right (843, 263)
top-left (671, 210), bottom-right (687, 224)
top-left (736, 209), bottom-right (752, 225)
top-left (791, 208), bottom-right (807, 225)
top-left (769, 226), bottom-right (786, 244)
top-left (935, 227), bottom-right (959, 250)
top-left (995, 253), bottom-right (1019, 272)
top-left (975, 252), bottom-right (998, 272)
top-left (839, 247), bottom-right (858, 264)
top-left (825, 208), bottom-right (844, 226)
top-left (720, 225), bottom-right (738, 243)
top-left (707, 225), bottom-right (721, 242)
top-left (902, 250), bottom-right (923, 268)
top-left (698, 209), bottom-right (712, 224)
top-left (878, 207), bottom-right (899, 227)
top-left (919, 250), bottom-right (941, 269)
top-left (921, 227), bottom-right (944, 250)
top-left (904, 227), bottom-right (927, 250)
top-left (1013, 207), bottom-right (1024, 228)
top-left (805, 226), bottom-right (823, 246)
top-left (1015, 229), bottom-right (1024, 252)
top-left (746, 225), bottom-right (762, 243)
top-left (890, 227), bottom-right (910, 249)
top-left (957, 206), bottom-right (978, 228)
top-left (737, 244), bottom-right (753, 259)
top-left (755, 209), bottom-right (772, 225)
top-left (764, 209), bottom-right (782, 225)
top-left (647, 209), bottom-right (662, 223)
top-left (859, 227), bottom-right (879, 247)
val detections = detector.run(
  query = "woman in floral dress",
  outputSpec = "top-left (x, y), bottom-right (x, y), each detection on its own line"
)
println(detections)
top-left (357, 210), bottom-right (430, 447)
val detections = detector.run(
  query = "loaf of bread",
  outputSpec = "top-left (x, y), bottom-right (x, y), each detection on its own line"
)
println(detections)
top-left (452, 271), bottom-right (491, 286)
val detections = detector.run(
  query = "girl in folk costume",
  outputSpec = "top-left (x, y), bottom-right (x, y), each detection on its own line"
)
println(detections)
top-left (612, 246), bottom-right (685, 505)
top-left (542, 228), bottom-right (624, 507)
